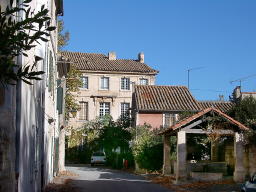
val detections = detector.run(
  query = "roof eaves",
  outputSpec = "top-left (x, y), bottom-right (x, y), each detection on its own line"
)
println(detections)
top-left (159, 107), bottom-right (249, 135)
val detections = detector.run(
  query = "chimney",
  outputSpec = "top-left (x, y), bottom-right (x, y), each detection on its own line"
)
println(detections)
top-left (108, 52), bottom-right (116, 60)
top-left (234, 86), bottom-right (241, 99)
top-left (138, 52), bottom-right (144, 63)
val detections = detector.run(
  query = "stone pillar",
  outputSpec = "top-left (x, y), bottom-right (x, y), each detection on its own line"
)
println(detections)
top-left (249, 145), bottom-right (256, 177)
top-left (211, 141), bottom-right (219, 161)
top-left (163, 135), bottom-right (171, 175)
top-left (176, 131), bottom-right (187, 182)
top-left (234, 133), bottom-right (246, 182)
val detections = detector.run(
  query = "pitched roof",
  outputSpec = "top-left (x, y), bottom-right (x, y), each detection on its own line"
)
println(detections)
top-left (199, 101), bottom-right (234, 112)
top-left (159, 107), bottom-right (249, 135)
top-left (134, 85), bottom-right (201, 112)
top-left (60, 51), bottom-right (158, 74)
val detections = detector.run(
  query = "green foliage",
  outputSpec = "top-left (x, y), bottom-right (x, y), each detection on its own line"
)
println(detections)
top-left (187, 134), bottom-right (211, 161)
top-left (57, 19), bottom-right (70, 51)
top-left (229, 96), bottom-right (256, 145)
top-left (65, 66), bottom-right (82, 119)
top-left (131, 125), bottom-right (163, 171)
top-left (98, 120), bottom-right (132, 155)
top-left (65, 115), bottom-right (133, 168)
top-left (0, 0), bottom-right (55, 85)
top-left (179, 111), bottom-right (195, 121)
top-left (229, 96), bottom-right (256, 130)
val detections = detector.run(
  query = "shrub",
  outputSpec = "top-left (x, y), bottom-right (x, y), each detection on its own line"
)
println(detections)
top-left (131, 125), bottom-right (163, 172)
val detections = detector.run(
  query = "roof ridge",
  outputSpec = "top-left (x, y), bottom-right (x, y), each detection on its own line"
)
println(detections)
top-left (61, 50), bottom-right (105, 56)
top-left (60, 51), bottom-right (158, 74)
top-left (135, 85), bottom-right (188, 88)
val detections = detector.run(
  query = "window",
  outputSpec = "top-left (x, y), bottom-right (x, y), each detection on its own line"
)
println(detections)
top-left (81, 77), bottom-right (88, 89)
top-left (121, 77), bottom-right (130, 90)
top-left (121, 103), bottom-right (130, 119)
top-left (79, 102), bottom-right (88, 120)
top-left (140, 78), bottom-right (148, 85)
top-left (164, 113), bottom-right (176, 128)
top-left (100, 77), bottom-right (109, 90)
top-left (99, 102), bottom-right (110, 117)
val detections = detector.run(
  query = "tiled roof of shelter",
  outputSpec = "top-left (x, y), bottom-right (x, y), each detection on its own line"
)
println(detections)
top-left (60, 51), bottom-right (158, 74)
top-left (134, 85), bottom-right (201, 112)
top-left (199, 101), bottom-right (234, 112)
top-left (159, 107), bottom-right (249, 135)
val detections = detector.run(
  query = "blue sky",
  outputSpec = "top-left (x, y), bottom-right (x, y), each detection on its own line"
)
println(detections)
top-left (62, 0), bottom-right (256, 101)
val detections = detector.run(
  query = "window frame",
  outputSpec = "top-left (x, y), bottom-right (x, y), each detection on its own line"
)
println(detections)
top-left (120, 102), bottom-right (130, 119)
top-left (99, 102), bottom-right (110, 117)
top-left (139, 78), bottom-right (149, 85)
top-left (163, 113), bottom-right (176, 128)
top-left (120, 77), bottom-right (130, 90)
top-left (100, 77), bottom-right (109, 90)
top-left (80, 76), bottom-right (89, 89)
top-left (78, 101), bottom-right (88, 121)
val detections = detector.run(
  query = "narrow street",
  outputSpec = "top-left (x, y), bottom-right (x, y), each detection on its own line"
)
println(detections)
top-left (66, 165), bottom-right (172, 192)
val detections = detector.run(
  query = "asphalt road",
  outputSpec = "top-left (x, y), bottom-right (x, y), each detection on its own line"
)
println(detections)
top-left (66, 165), bottom-right (172, 192)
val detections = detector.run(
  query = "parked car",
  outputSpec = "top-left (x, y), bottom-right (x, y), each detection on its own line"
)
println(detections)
top-left (241, 173), bottom-right (256, 192)
top-left (91, 152), bottom-right (106, 166)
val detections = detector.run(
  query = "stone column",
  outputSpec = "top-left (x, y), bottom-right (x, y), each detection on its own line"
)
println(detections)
top-left (249, 145), bottom-right (256, 177)
top-left (234, 132), bottom-right (246, 182)
top-left (163, 135), bottom-right (171, 175)
top-left (211, 141), bottom-right (219, 161)
top-left (176, 131), bottom-right (187, 182)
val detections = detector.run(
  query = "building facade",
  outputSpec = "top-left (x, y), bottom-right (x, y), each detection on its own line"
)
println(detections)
top-left (0, 0), bottom-right (64, 191)
top-left (133, 85), bottom-right (234, 130)
top-left (133, 85), bottom-right (202, 129)
top-left (61, 51), bottom-right (158, 128)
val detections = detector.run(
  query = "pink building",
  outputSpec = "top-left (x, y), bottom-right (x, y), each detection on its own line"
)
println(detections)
top-left (133, 85), bottom-right (234, 129)
top-left (133, 85), bottom-right (202, 129)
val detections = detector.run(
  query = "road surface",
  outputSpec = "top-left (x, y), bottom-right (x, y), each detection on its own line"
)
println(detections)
top-left (66, 165), bottom-right (172, 192)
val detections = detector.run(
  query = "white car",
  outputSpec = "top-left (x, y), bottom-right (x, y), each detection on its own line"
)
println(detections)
top-left (91, 152), bottom-right (106, 166)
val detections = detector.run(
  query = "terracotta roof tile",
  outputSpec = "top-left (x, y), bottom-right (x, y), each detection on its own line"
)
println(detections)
top-left (60, 51), bottom-right (158, 74)
top-left (199, 101), bottom-right (234, 112)
top-left (159, 107), bottom-right (249, 135)
top-left (134, 85), bottom-right (201, 112)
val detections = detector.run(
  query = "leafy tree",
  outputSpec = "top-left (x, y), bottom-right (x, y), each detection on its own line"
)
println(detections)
top-left (131, 124), bottom-right (163, 171)
top-left (64, 66), bottom-right (83, 119)
top-left (98, 121), bottom-right (131, 154)
top-left (57, 19), bottom-right (70, 51)
top-left (0, 0), bottom-right (55, 85)
top-left (229, 96), bottom-right (256, 145)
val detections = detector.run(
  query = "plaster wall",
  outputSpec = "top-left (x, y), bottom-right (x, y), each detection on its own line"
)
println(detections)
top-left (0, 2), bottom-right (16, 185)
top-left (136, 113), bottom-right (163, 129)
top-left (0, 0), bottom-right (60, 191)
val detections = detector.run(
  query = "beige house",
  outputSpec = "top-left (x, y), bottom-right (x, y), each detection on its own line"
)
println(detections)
top-left (61, 51), bottom-right (158, 128)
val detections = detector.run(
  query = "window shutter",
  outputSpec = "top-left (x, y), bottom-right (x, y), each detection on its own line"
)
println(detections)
top-left (48, 51), bottom-right (54, 93)
top-left (57, 79), bottom-right (63, 114)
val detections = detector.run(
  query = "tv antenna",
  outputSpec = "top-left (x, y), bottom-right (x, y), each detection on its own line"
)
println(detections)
top-left (230, 74), bottom-right (256, 87)
top-left (187, 66), bottom-right (204, 89)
